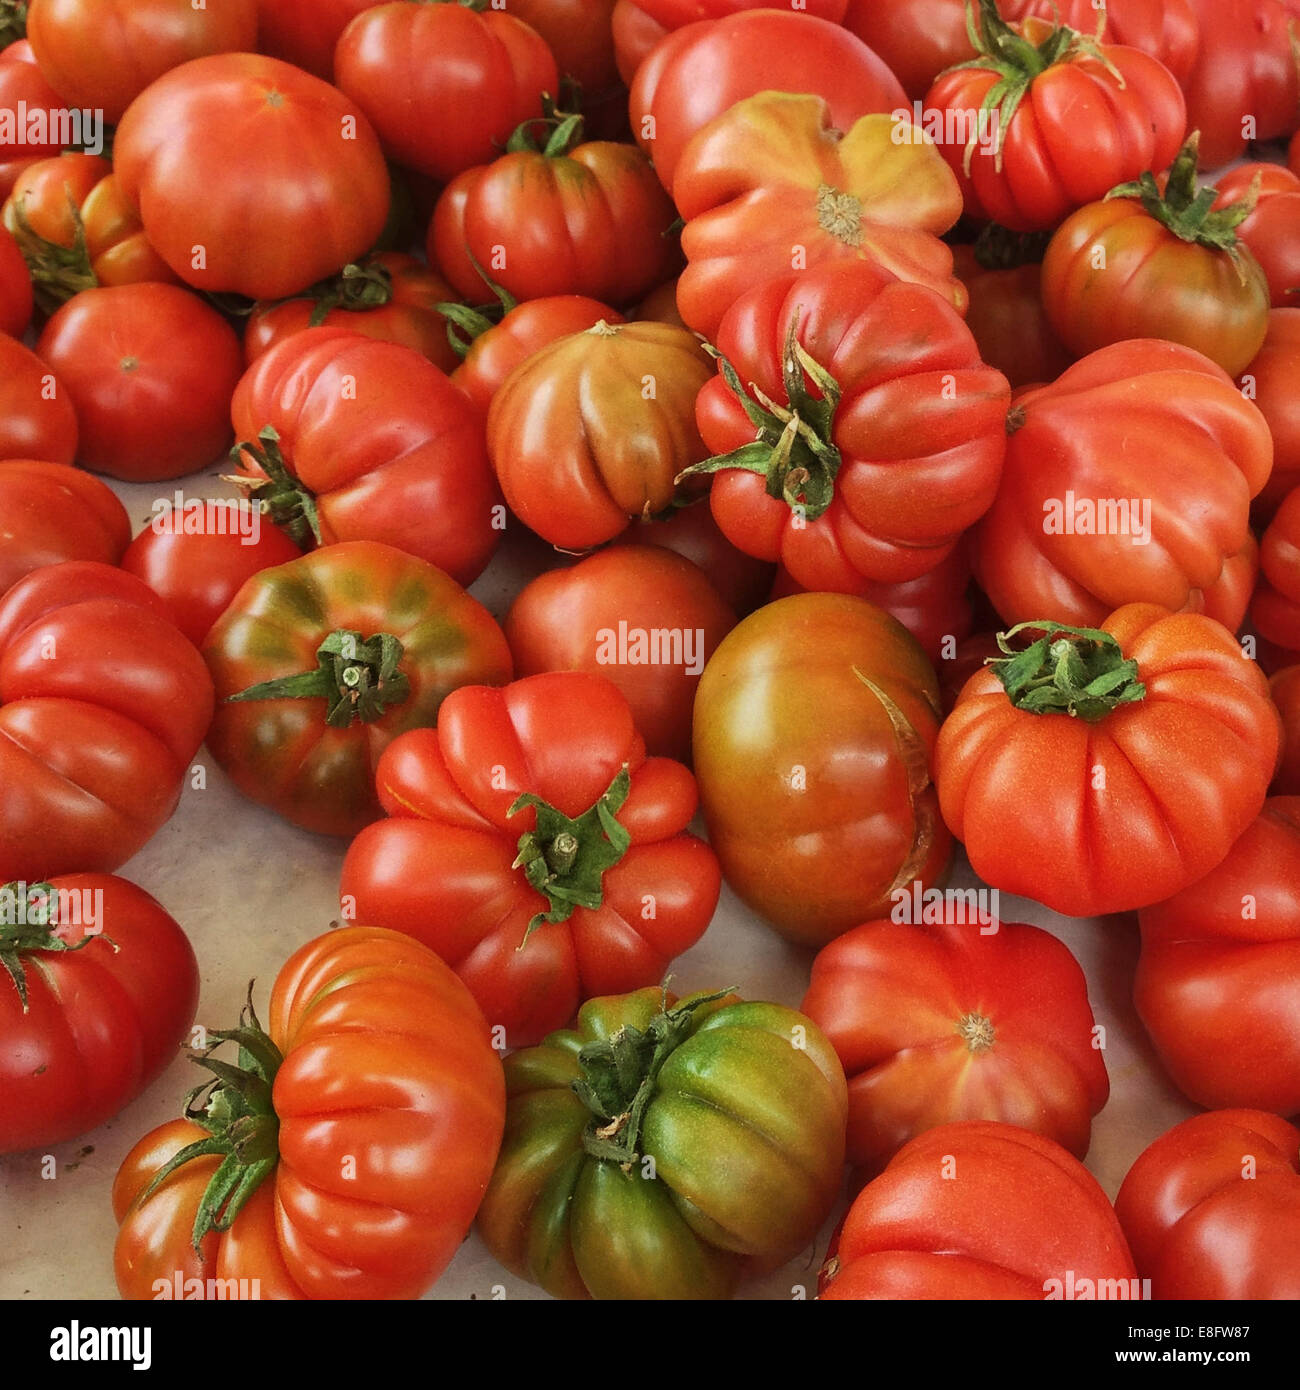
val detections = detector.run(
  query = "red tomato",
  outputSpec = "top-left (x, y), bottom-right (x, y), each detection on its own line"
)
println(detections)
top-left (1116, 1109), bottom-right (1300, 1300)
top-left (1242, 309), bottom-right (1300, 524)
top-left (334, 2), bottom-right (557, 184)
top-left (341, 672), bottom-right (721, 1046)
top-left (631, 277), bottom-right (684, 328)
top-left (0, 561), bottom-right (214, 879)
top-left (112, 925), bottom-right (506, 1300)
top-left (507, 0), bottom-right (622, 128)
top-left (1001, 0), bottom-right (1200, 84)
top-left (36, 283), bottom-right (243, 482)
top-left (0, 459), bottom-right (129, 598)
top-left (1272, 666), bottom-right (1300, 793)
top-left (0, 874), bottom-right (198, 1155)
top-left (0, 41), bottom-right (65, 166)
top-left (254, 0), bottom-right (377, 78)
top-left (1212, 163), bottom-right (1300, 312)
top-left (0, 333), bottom-right (77, 463)
top-left (1250, 487), bottom-right (1300, 661)
top-left (628, 10), bottom-right (907, 196)
top-left (231, 328), bottom-right (502, 586)
top-left (937, 605), bottom-right (1281, 917)
top-left (821, 1122), bottom-right (1137, 1299)
top-left (842, 0), bottom-right (975, 101)
top-left (0, 221), bottom-right (29, 334)
top-left (114, 54), bottom-right (390, 301)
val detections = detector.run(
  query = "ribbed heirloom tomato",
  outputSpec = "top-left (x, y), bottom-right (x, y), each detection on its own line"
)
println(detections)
top-left (1002, 0), bottom-right (1199, 83)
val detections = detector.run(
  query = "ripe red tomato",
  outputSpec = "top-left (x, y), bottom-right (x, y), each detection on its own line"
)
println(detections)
top-left (112, 925), bottom-right (506, 1300)
top-left (1242, 309), bottom-right (1300, 524)
top-left (36, 283), bottom-right (243, 482)
top-left (821, 1121), bottom-right (1137, 1299)
top-left (0, 333), bottom-right (77, 462)
top-left (341, 672), bottom-right (721, 1046)
top-left (0, 561), bottom-right (214, 879)
top-left (938, 605), bottom-right (1282, 916)
top-left (254, 0), bottom-right (377, 79)
top-left (0, 41), bottom-right (66, 169)
top-left (508, 0), bottom-right (621, 117)
top-left (1001, 0), bottom-right (1200, 84)
top-left (0, 874), bottom-right (198, 1155)
top-left (0, 458), bottom-right (129, 598)
top-left (334, 2), bottom-right (557, 184)
top-left (1116, 1109), bottom-right (1300, 1299)
top-left (203, 541), bottom-right (513, 838)
top-left (1252, 486), bottom-right (1300, 657)
top-left (0, 223), bottom-right (30, 335)
top-left (1211, 163), bottom-right (1300, 312)
top-left (114, 54), bottom-right (390, 300)
top-left (231, 328), bottom-right (502, 586)
top-left (842, 0), bottom-right (975, 101)
top-left (1272, 666), bottom-right (1300, 793)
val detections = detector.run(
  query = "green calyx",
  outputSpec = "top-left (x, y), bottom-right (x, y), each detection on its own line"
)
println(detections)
top-left (4, 192), bottom-right (98, 314)
top-left (989, 621), bottom-right (1146, 721)
top-left (228, 629), bottom-right (411, 727)
top-left (302, 259), bottom-right (396, 326)
top-left (510, 767), bottom-right (632, 943)
top-left (506, 94), bottom-right (585, 159)
top-left (437, 268), bottom-right (518, 359)
top-left (573, 988), bottom-right (736, 1168)
top-left (0, 881), bottom-right (113, 1012)
top-left (676, 318), bottom-right (844, 523)
top-left (137, 992), bottom-right (283, 1254)
top-left (0, 2), bottom-right (27, 47)
top-left (227, 425), bottom-right (318, 548)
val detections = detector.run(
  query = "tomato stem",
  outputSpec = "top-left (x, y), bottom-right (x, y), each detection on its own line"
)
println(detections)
top-left (0, 880), bottom-right (114, 1012)
top-left (226, 425), bottom-right (319, 548)
top-left (989, 621), bottom-right (1146, 721)
top-left (3, 191), bottom-right (98, 315)
top-left (0, 1), bottom-right (27, 48)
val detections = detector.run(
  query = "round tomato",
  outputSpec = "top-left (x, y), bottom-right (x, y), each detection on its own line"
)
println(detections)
top-left (202, 541), bottom-right (513, 838)
top-left (937, 606), bottom-right (1281, 917)
top-left (1213, 163), bottom-right (1300, 311)
top-left (1116, 1109), bottom-right (1300, 1299)
top-left (841, 0), bottom-right (976, 101)
top-left (476, 985), bottom-right (847, 1298)
top-left (0, 222), bottom-right (30, 335)
top-left (114, 54), bottom-right (390, 301)
top-left (0, 41), bottom-right (65, 169)
top-left (0, 333), bottom-right (77, 462)
top-left (112, 925), bottom-right (505, 1300)
top-left (1251, 486), bottom-right (1300, 656)
top-left (0, 561), bottom-right (214, 879)
top-left (1272, 666), bottom-right (1300, 794)
top-left (230, 327), bottom-right (502, 586)
top-left (334, 1), bottom-right (557, 184)
top-left (36, 282), bottom-right (243, 482)
top-left (254, 0), bottom-right (377, 78)
top-left (1243, 309), bottom-right (1300, 524)
top-left (340, 672), bottom-right (721, 1046)
top-left (0, 874), bottom-right (198, 1155)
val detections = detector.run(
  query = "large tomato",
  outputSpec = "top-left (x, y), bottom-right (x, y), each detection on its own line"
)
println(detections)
top-left (1251, 486), bottom-right (1300, 656)
top-left (507, 0), bottom-right (621, 111)
top-left (114, 54), bottom-right (390, 301)
top-left (693, 593), bottom-right (952, 949)
top-left (112, 925), bottom-right (506, 1300)
top-left (202, 541), bottom-right (512, 838)
top-left (1213, 163), bottom-right (1300, 311)
top-left (923, 1), bottom-right (1186, 233)
top-left (0, 458), bottom-right (129, 598)
top-left (230, 327), bottom-right (501, 586)
top-left (334, 2), bottom-right (557, 184)
top-left (0, 222), bottom-right (30, 334)
top-left (688, 259), bottom-right (1008, 593)
top-left (0, 874), bottom-right (198, 1155)
top-left (841, 0), bottom-right (976, 101)
top-left (1272, 666), bottom-right (1300, 793)
top-left (937, 606), bottom-right (1281, 916)
top-left (487, 319), bottom-right (713, 549)
top-left (254, 0), bottom-right (376, 78)
top-left (0, 41), bottom-right (65, 172)
top-left (821, 1121), bottom-right (1136, 1299)
top-left (476, 985), bottom-right (846, 1298)
top-left (1242, 309), bottom-right (1300, 523)
top-left (1003, 0), bottom-right (1200, 83)
top-left (673, 93), bottom-right (965, 342)
top-left (972, 340), bottom-right (1273, 628)
top-left (1115, 1110), bottom-right (1300, 1299)
top-left (0, 334), bottom-right (77, 462)
top-left (0, 561), bottom-right (214, 879)
top-left (340, 672), bottom-right (721, 1046)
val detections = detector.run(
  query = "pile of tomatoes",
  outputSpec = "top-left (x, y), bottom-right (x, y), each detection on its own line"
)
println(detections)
top-left (1, 0), bottom-right (1299, 1304)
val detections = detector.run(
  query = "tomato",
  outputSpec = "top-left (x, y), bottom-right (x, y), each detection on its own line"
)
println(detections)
top-left (1200, 532), bottom-right (1258, 635)
top-left (631, 277), bottom-right (683, 328)
top-left (628, 10), bottom-right (907, 196)
top-left (202, 541), bottom-right (513, 838)
top-left (938, 606), bottom-right (1281, 917)
top-left (114, 54), bottom-right (390, 301)
top-left (0, 561), bottom-right (214, 879)
top-left (0, 874), bottom-right (198, 1155)
top-left (27, 0), bottom-right (258, 124)
top-left (1001, 0), bottom-right (1200, 84)
top-left (230, 328), bottom-right (502, 586)
top-left (254, 0), bottom-right (377, 78)
top-left (1242, 309), bottom-right (1300, 524)
top-left (688, 259), bottom-right (1008, 592)
top-left (821, 1121), bottom-right (1136, 1299)
top-left (505, 546), bottom-right (735, 762)
top-left (0, 458), bottom-right (129, 599)
top-left (0, 333), bottom-right (77, 462)
top-left (112, 925), bottom-right (506, 1300)
top-left (694, 593), bottom-right (952, 948)
top-left (924, 2), bottom-right (1186, 233)
top-left (121, 505), bottom-right (304, 647)
top-left (1250, 487), bottom-right (1300, 661)
top-left (334, 2), bottom-right (557, 185)
top-left (1272, 666), bottom-right (1300, 794)
top-left (507, 0), bottom-right (621, 106)
top-left (1041, 139), bottom-right (1270, 379)
top-left (487, 319), bottom-right (713, 549)
top-left (476, 985), bottom-right (846, 1298)
top-left (1212, 163), bottom-right (1300, 313)
top-left (0, 41), bottom-right (65, 167)
top-left (341, 672), bottom-right (720, 1045)
top-left (36, 283), bottom-right (243, 483)
top-left (243, 253), bottom-right (460, 373)
top-left (673, 94), bottom-right (965, 342)
top-left (972, 340), bottom-right (1273, 628)
top-left (0, 221), bottom-right (29, 334)
top-left (841, 0), bottom-right (975, 101)
top-left (431, 115), bottom-right (678, 310)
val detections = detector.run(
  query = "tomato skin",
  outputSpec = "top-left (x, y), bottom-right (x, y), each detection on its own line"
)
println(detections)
top-left (1003, 0), bottom-right (1200, 83)
top-left (114, 925), bottom-right (506, 1301)
top-left (822, 1121), bottom-right (1136, 1299)
top-left (1251, 487), bottom-right (1300, 657)
top-left (114, 54), bottom-right (390, 301)
top-left (0, 42), bottom-right (64, 164)
top-left (0, 874), bottom-right (198, 1155)
top-left (842, 0), bottom-right (975, 101)
top-left (476, 985), bottom-right (847, 1298)
top-left (334, 3), bottom-right (557, 185)
top-left (254, 0), bottom-right (377, 79)
top-left (1272, 667), bottom-right (1300, 794)
top-left (1213, 164), bottom-right (1300, 312)
top-left (340, 672), bottom-right (721, 1047)
top-left (0, 223), bottom-right (31, 335)
top-left (1116, 1109), bottom-right (1300, 1299)
top-left (506, 0), bottom-right (621, 102)
top-left (0, 335), bottom-right (77, 463)
top-left (1243, 310), bottom-right (1300, 524)
top-left (0, 459), bottom-right (130, 599)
